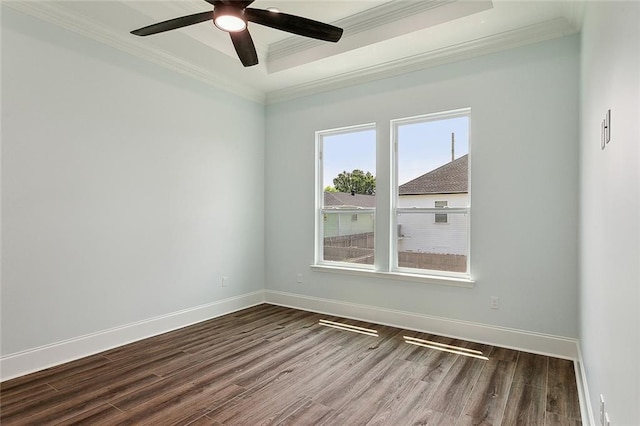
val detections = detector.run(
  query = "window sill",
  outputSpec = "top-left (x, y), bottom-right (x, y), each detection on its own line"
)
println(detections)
top-left (310, 264), bottom-right (475, 288)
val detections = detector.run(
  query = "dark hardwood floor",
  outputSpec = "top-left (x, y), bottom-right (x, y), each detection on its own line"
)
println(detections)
top-left (0, 304), bottom-right (581, 425)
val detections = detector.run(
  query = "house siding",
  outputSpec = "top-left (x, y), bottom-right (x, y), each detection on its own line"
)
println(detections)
top-left (323, 212), bottom-right (375, 238)
top-left (397, 193), bottom-right (468, 255)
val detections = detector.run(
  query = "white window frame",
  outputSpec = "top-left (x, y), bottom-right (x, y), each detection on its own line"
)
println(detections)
top-left (313, 110), bottom-right (473, 287)
top-left (391, 108), bottom-right (471, 280)
top-left (315, 123), bottom-right (376, 270)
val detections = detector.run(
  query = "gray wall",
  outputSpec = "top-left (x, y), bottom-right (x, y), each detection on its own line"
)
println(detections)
top-left (1, 8), bottom-right (265, 356)
top-left (579, 2), bottom-right (640, 424)
top-left (266, 35), bottom-right (580, 338)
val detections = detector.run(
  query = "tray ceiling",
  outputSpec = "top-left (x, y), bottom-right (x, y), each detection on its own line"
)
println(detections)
top-left (5, 0), bottom-right (584, 103)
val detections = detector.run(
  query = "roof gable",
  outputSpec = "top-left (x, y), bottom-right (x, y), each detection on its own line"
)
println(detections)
top-left (399, 154), bottom-right (468, 195)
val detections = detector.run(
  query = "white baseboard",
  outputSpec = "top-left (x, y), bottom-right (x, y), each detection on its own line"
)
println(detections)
top-left (264, 290), bottom-right (579, 360)
top-left (3, 288), bottom-right (590, 421)
top-left (575, 344), bottom-right (596, 426)
top-left (0, 291), bottom-right (265, 382)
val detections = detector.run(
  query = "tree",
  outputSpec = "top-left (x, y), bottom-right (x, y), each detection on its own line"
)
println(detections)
top-left (332, 169), bottom-right (376, 195)
top-left (324, 185), bottom-right (338, 193)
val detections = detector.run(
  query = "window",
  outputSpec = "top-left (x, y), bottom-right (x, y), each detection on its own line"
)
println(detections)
top-left (434, 201), bottom-right (448, 224)
top-left (316, 124), bottom-right (376, 268)
top-left (393, 109), bottom-right (470, 277)
top-left (315, 108), bottom-right (470, 282)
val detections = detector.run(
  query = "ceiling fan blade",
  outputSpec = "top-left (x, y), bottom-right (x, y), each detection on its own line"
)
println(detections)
top-left (229, 29), bottom-right (258, 67)
top-left (203, 0), bottom-right (254, 7)
top-left (131, 11), bottom-right (213, 36)
top-left (245, 8), bottom-right (343, 42)
top-left (221, 0), bottom-right (255, 6)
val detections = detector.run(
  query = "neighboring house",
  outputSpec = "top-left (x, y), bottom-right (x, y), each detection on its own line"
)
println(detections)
top-left (322, 155), bottom-right (469, 256)
top-left (323, 191), bottom-right (375, 238)
top-left (398, 155), bottom-right (468, 255)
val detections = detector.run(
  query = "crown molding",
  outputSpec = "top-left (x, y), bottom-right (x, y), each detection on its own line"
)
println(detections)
top-left (4, 2), bottom-right (266, 104)
top-left (563, 1), bottom-right (586, 31)
top-left (266, 17), bottom-right (578, 104)
top-left (268, 0), bottom-right (451, 62)
top-left (266, 0), bottom-right (492, 73)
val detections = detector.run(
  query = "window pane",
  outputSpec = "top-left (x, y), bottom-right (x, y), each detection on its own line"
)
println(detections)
top-left (397, 116), bottom-right (469, 189)
top-left (395, 112), bottom-right (470, 275)
top-left (322, 127), bottom-right (376, 195)
top-left (323, 211), bottom-right (374, 265)
top-left (397, 211), bottom-right (468, 273)
top-left (319, 125), bottom-right (376, 267)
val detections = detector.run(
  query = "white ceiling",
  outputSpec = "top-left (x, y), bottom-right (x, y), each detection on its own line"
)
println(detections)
top-left (6, 1), bottom-right (584, 103)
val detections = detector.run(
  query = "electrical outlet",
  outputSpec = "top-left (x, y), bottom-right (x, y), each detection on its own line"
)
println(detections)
top-left (296, 273), bottom-right (303, 284)
top-left (221, 276), bottom-right (229, 287)
top-left (490, 296), bottom-right (500, 310)
top-left (600, 394), bottom-right (605, 425)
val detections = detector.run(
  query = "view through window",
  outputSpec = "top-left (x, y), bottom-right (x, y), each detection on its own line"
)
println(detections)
top-left (318, 124), bottom-right (376, 267)
top-left (394, 110), bottom-right (470, 275)
top-left (316, 108), bottom-right (470, 279)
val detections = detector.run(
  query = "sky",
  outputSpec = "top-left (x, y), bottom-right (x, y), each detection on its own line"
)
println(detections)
top-left (322, 116), bottom-right (469, 188)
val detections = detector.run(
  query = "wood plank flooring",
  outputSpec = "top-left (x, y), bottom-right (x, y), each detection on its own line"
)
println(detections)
top-left (0, 304), bottom-right (581, 425)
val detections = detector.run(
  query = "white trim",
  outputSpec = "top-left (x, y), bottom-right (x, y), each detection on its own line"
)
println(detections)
top-left (390, 107), bottom-right (472, 126)
top-left (267, 0), bottom-right (493, 72)
top-left (391, 107), bottom-right (472, 281)
top-left (563, 1), bottom-right (586, 31)
top-left (575, 344), bottom-right (596, 426)
top-left (0, 291), bottom-right (265, 382)
top-left (316, 122), bottom-right (377, 267)
top-left (311, 264), bottom-right (475, 288)
top-left (266, 18), bottom-right (577, 104)
top-left (268, 0), bottom-right (454, 62)
top-left (264, 290), bottom-right (578, 360)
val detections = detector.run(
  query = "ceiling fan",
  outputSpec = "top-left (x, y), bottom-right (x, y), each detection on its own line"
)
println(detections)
top-left (131, 0), bottom-right (344, 67)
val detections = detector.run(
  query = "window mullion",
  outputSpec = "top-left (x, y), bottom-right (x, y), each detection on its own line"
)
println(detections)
top-left (375, 119), bottom-right (391, 272)
top-left (322, 208), bottom-right (375, 214)
top-left (397, 207), bottom-right (469, 214)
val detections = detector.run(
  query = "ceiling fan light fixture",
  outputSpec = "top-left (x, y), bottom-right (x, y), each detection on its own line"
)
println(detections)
top-left (214, 6), bottom-right (246, 32)
top-left (131, 2), bottom-right (343, 67)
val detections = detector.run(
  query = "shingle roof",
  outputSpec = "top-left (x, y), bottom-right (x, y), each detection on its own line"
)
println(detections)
top-left (324, 191), bottom-right (376, 208)
top-left (399, 154), bottom-right (468, 195)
